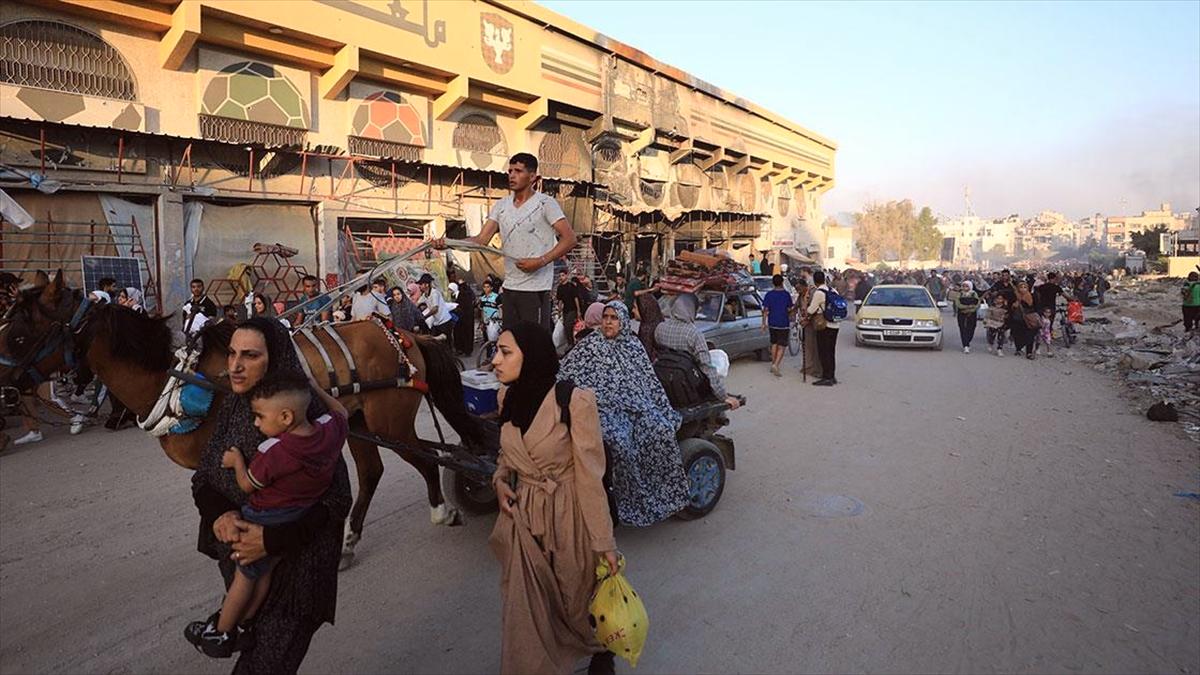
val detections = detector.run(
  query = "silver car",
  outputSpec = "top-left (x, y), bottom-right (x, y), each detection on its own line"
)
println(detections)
top-left (663, 288), bottom-right (770, 361)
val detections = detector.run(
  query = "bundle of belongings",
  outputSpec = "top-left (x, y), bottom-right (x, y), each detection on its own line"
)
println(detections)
top-left (657, 250), bottom-right (753, 295)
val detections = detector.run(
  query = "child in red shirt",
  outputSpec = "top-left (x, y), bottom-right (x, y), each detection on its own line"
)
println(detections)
top-left (188, 372), bottom-right (347, 658)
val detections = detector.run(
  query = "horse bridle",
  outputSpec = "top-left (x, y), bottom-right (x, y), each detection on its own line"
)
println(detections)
top-left (0, 290), bottom-right (92, 393)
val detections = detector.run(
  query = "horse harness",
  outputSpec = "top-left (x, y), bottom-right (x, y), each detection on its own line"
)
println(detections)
top-left (0, 291), bottom-right (92, 390)
top-left (139, 317), bottom-right (420, 437)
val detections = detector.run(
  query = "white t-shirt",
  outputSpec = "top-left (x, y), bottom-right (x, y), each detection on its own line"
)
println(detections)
top-left (486, 192), bottom-right (567, 292)
top-left (351, 291), bottom-right (390, 320)
top-left (422, 287), bottom-right (454, 326)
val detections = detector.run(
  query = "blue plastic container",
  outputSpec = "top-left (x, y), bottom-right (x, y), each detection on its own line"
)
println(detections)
top-left (461, 369), bottom-right (501, 415)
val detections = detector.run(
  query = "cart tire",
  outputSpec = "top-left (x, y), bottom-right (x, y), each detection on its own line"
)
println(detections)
top-left (676, 437), bottom-right (726, 520)
top-left (451, 469), bottom-right (498, 515)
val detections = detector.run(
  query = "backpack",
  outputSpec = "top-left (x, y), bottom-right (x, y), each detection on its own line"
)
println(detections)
top-left (653, 349), bottom-right (714, 408)
top-left (821, 287), bottom-right (849, 321)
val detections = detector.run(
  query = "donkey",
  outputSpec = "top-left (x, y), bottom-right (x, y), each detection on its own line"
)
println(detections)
top-left (0, 271), bottom-right (488, 568)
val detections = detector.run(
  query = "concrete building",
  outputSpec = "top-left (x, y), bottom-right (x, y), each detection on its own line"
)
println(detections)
top-left (0, 0), bottom-right (836, 310)
top-left (935, 214), bottom-right (1018, 265)
top-left (821, 223), bottom-right (855, 269)
top-left (1105, 203), bottom-right (1189, 250)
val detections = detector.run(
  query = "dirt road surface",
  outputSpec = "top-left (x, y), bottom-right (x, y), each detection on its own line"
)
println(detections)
top-left (2, 326), bottom-right (1198, 674)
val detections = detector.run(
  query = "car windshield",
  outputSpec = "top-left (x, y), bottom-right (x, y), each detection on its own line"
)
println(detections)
top-left (753, 278), bottom-right (773, 292)
top-left (696, 293), bottom-right (724, 322)
top-left (864, 287), bottom-right (933, 308)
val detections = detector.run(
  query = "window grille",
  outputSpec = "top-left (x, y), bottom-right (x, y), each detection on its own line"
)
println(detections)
top-left (538, 126), bottom-right (588, 181)
top-left (199, 114), bottom-right (305, 147)
top-left (673, 162), bottom-right (703, 210)
top-left (348, 136), bottom-right (422, 163)
top-left (0, 20), bottom-right (136, 100)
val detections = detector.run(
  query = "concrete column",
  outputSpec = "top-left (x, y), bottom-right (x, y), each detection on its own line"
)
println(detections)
top-left (156, 191), bottom-right (188, 312)
top-left (315, 201), bottom-right (340, 285)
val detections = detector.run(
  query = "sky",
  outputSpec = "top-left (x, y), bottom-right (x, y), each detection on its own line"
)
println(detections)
top-left (540, 0), bottom-right (1200, 221)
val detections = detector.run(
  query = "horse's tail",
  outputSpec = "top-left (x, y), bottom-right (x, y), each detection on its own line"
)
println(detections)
top-left (415, 335), bottom-right (493, 453)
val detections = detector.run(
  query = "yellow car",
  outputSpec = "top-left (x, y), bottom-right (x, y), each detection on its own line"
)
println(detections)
top-left (854, 284), bottom-right (944, 349)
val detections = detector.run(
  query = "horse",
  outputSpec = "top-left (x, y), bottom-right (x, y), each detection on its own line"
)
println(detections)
top-left (0, 271), bottom-right (489, 568)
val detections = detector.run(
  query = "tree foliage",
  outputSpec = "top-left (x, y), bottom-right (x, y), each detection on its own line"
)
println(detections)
top-left (853, 200), bottom-right (943, 262)
top-left (1129, 224), bottom-right (1171, 258)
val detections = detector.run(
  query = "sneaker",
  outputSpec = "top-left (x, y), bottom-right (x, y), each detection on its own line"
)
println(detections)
top-left (963, 346), bottom-right (970, 354)
top-left (812, 378), bottom-right (834, 386)
top-left (1026, 353), bottom-right (1035, 360)
top-left (184, 611), bottom-right (219, 649)
top-left (996, 349), bottom-right (1004, 358)
top-left (69, 414), bottom-right (87, 435)
top-left (13, 430), bottom-right (43, 445)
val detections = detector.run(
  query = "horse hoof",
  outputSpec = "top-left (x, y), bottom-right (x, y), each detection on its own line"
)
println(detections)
top-left (430, 503), bottom-right (465, 526)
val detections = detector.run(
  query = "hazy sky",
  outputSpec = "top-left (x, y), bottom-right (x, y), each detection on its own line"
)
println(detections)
top-left (541, 0), bottom-right (1200, 221)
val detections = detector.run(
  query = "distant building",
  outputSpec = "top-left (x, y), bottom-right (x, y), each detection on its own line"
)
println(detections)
top-left (1105, 203), bottom-right (1189, 250)
top-left (822, 224), bottom-right (855, 269)
top-left (935, 214), bottom-right (1017, 265)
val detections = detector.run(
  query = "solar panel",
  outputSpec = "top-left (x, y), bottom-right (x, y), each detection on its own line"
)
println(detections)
top-left (81, 255), bottom-right (143, 295)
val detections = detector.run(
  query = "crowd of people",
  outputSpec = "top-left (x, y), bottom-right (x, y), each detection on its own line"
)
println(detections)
top-left (6, 149), bottom-right (1198, 675)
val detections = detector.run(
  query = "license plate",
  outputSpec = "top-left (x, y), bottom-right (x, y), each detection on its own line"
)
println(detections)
top-left (883, 329), bottom-right (909, 336)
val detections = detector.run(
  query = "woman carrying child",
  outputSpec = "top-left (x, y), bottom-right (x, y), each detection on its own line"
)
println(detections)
top-left (188, 317), bottom-right (351, 673)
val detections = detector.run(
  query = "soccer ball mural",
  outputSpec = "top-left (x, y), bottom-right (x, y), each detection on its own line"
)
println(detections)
top-left (201, 61), bottom-right (309, 129)
top-left (351, 91), bottom-right (427, 146)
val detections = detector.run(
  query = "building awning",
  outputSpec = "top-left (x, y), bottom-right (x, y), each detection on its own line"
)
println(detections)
top-left (781, 248), bottom-right (817, 264)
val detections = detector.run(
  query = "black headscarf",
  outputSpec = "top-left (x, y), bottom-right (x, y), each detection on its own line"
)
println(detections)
top-left (498, 321), bottom-right (559, 434)
top-left (191, 316), bottom-right (351, 625)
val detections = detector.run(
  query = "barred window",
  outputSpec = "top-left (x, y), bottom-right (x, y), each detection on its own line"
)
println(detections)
top-left (199, 114), bottom-right (305, 147)
top-left (0, 20), bottom-right (136, 100)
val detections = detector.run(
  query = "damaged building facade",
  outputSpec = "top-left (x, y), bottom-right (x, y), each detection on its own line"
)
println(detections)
top-left (0, 0), bottom-right (836, 310)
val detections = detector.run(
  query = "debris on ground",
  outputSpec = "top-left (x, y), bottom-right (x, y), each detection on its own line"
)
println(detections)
top-left (1062, 275), bottom-right (1200, 441)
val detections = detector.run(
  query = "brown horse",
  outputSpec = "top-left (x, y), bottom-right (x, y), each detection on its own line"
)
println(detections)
top-left (0, 271), bottom-right (488, 568)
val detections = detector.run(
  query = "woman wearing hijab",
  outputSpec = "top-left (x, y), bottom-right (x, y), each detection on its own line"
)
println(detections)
top-left (795, 279), bottom-right (821, 379)
top-left (118, 287), bottom-right (145, 313)
top-left (655, 293), bottom-right (740, 408)
top-left (1009, 281), bottom-right (1038, 359)
top-left (953, 281), bottom-right (981, 353)
top-left (488, 322), bottom-right (619, 675)
top-left (573, 301), bottom-right (605, 343)
top-left (388, 285), bottom-right (422, 334)
top-left (559, 301), bottom-right (689, 527)
top-left (187, 317), bottom-right (352, 673)
top-left (632, 290), bottom-right (663, 361)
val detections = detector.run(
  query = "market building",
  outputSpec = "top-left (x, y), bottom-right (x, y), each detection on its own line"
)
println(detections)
top-left (0, 0), bottom-right (836, 310)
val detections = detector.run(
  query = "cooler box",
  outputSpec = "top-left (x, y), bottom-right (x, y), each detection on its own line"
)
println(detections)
top-left (461, 368), bottom-right (501, 415)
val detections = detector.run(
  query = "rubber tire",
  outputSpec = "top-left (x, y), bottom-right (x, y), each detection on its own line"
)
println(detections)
top-left (676, 437), bottom-right (726, 520)
top-left (450, 469), bottom-right (498, 515)
top-left (787, 324), bottom-right (801, 356)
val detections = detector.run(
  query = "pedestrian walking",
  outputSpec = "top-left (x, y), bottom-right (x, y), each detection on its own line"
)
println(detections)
top-left (984, 294), bottom-right (1010, 356)
top-left (555, 270), bottom-right (580, 347)
top-left (1182, 271), bottom-right (1200, 332)
top-left (445, 153), bottom-right (577, 332)
top-left (954, 281), bottom-right (981, 353)
top-left (488, 322), bottom-right (619, 675)
top-left (1010, 281), bottom-right (1038, 359)
top-left (807, 270), bottom-right (841, 386)
top-left (449, 270), bottom-right (477, 356)
top-left (761, 274), bottom-right (793, 377)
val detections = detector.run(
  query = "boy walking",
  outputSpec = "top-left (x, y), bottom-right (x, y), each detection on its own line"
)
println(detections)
top-left (761, 274), bottom-right (794, 377)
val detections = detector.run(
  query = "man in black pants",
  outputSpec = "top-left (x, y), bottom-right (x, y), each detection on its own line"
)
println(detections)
top-left (806, 270), bottom-right (841, 386)
top-left (555, 270), bottom-right (580, 346)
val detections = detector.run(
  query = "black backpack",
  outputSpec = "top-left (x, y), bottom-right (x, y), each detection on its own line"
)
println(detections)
top-left (653, 349), bottom-right (714, 408)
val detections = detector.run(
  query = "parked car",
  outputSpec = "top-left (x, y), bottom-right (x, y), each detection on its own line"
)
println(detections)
top-left (662, 287), bottom-right (769, 361)
top-left (854, 284), bottom-right (944, 349)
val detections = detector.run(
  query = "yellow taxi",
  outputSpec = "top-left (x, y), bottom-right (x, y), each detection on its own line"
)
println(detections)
top-left (854, 284), bottom-right (944, 349)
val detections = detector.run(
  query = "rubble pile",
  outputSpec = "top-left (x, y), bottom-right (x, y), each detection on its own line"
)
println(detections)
top-left (1063, 276), bottom-right (1200, 440)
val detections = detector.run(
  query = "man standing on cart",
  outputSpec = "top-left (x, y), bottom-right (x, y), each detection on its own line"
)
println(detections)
top-left (435, 152), bottom-right (576, 333)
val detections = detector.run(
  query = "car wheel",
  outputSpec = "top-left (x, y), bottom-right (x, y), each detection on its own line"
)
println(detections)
top-left (675, 438), bottom-right (726, 520)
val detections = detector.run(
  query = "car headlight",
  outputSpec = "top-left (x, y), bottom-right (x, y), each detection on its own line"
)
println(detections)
top-left (913, 319), bottom-right (939, 328)
top-left (857, 318), bottom-right (880, 326)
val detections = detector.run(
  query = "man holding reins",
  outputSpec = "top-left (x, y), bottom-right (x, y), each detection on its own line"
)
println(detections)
top-left (433, 152), bottom-right (576, 332)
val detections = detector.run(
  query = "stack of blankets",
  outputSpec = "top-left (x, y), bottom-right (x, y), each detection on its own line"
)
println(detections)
top-left (658, 250), bottom-right (753, 295)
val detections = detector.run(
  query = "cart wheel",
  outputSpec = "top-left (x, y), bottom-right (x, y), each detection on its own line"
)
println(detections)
top-left (452, 469), bottom-right (498, 515)
top-left (676, 438), bottom-right (726, 520)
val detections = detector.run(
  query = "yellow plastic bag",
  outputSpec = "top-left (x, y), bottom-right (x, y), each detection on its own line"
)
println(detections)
top-left (589, 556), bottom-right (649, 667)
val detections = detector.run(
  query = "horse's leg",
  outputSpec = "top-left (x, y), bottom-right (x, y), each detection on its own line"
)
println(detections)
top-left (342, 431), bottom-right (384, 569)
top-left (361, 389), bottom-right (464, 527)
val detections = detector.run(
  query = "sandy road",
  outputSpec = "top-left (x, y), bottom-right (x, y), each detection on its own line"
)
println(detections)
top-left (2, 325), bottom-right (1197, 674)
